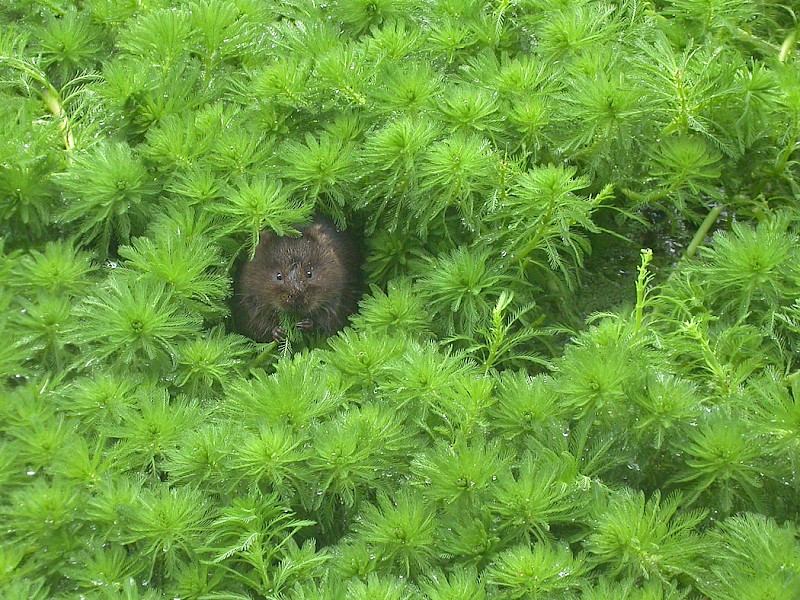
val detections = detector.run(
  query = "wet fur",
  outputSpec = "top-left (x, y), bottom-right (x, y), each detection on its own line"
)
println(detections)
top-left (234, 214), bottom-right (359, 342)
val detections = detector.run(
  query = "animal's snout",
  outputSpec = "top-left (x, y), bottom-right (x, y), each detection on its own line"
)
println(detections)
top-left (287, 293), bottom-right (306, 309)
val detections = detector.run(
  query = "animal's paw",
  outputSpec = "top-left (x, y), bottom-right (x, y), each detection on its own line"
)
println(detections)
top-left (296, 318), bottom-right (314, 331)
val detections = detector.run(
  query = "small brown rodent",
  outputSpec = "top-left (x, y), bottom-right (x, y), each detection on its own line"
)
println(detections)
top-left (233, 214), bottom-right (360, 342)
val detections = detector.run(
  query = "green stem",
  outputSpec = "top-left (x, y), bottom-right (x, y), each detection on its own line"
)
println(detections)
top-left (619, 183), bottom-right (675, 204)
top-left (773, 119), bottom-right (800, 175)
top-left (684, 319), bottom-right (728, 392)
top-left (42, 86), bottom-right (74, 151)
top-left (482, 325), bottom-right (505, 376)
top-left (0, 54), bottom-right (73, 150)
top-left (686, 204), bottom-right (724, 258)
top-left (516, 195), bottom-right (556, 262)
top-left (728, 26), bottom-right (781, 57)
top-left (779, 30), bottom-right (796, 62)
top-left (634, 248), bottom-right (653, 333)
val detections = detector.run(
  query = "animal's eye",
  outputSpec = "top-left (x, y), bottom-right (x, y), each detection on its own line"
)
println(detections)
top-left (276, 272), bottom-right (282, 281)
top-left (306, 269), bottom-right (313, 279)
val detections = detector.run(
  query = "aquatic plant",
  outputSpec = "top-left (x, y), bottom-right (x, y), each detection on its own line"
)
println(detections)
top-left (2, 0), bottom-right (800, 597)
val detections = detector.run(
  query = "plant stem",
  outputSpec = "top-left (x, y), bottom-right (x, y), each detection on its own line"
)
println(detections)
top-left (41, 86), bottom-right (74, 151)
top-left (619, 185), bottom-right (673, 204)
top-left (634, 248), bottom-right (653, 333)
top-left (779, 30), bottom-right (796, 62)
top-left (516, 194), bottom-right (556, 262)
top-left (686, 204), bottom-right (724, 258)
top-left (728, 26), bottom-right (781, 57)
top-left (0, 54), bottom-right (74, 150)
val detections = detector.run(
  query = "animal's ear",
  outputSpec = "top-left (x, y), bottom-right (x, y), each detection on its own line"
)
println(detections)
top-left (304, 222), bottom-right (333, 244)
top-left (252, 229), bottom-right (277, 259)
top-left (258, 229), bottom-right (278, 244)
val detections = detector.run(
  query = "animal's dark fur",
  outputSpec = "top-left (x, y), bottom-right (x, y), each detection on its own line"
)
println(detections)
top-left (233, 214), bottom-right (359, 342)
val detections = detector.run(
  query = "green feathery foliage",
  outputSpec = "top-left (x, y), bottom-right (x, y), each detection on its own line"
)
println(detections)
top-left (484, 541), bottom-right (588, 599)
top-left (349, 280), bottom-right (433, 339)
top-left (698, 513), bottom-right (800, 600)
top-left (56, 142), bottom-right (160, 256)
top-left (69, 271), bottom-right (203, 368)
top-left (2, 0), bottom-right (800, 597)
top-left (351, 490), bottom-right (439, 578)
top-left (585, 489), bottom-right (709, 584)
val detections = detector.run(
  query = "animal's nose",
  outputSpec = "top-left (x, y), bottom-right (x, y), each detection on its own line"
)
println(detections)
top-left (287, 294), bottom-right (304, 309)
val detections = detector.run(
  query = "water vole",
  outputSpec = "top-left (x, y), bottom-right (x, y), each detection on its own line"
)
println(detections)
top-left (234, 214), bottom-right (360, 342)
